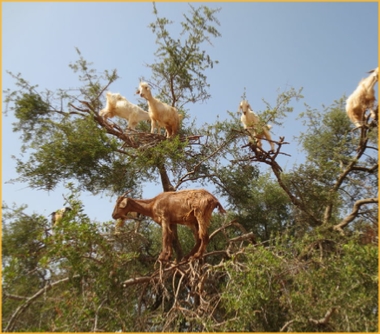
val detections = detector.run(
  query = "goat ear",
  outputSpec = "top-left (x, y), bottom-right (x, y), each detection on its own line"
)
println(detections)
top-left (119, 198), bottom-right (128, 208)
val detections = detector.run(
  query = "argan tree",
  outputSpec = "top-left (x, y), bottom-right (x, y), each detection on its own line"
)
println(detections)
top-left (2, 3), bottom-right (378, 332)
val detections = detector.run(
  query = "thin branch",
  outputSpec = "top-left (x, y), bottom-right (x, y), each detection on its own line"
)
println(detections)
top-left (324, 124), bottom-right (375, 224)
top-left (93, 298), bottom-right (108, 332)
top-left (209, 220), bottom-right (247, 240)
top-left (122, 276), bottom-right (152, 288)
top-left (280, 319), bottom-right (296, 332)
top-left (3, 293), bottom-right (28, 301)
top-left (333, 197), bottom-right (378, 234)
top-left (175, 133), bottom-right (237, 189)
top-left (351, 164), bottom-right (378, 173)
top-left (5, 275), bottom-right (80, 332)
top-left (309, 307), bottom-right (337, 326)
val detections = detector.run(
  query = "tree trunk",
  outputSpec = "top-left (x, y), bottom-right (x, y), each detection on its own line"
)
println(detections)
top-left (158, 163), bottom-right (183, 261)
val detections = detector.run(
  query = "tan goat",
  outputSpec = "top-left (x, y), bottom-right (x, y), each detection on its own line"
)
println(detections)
top-left (239, 100), bottom-right (275, 151)
top-left (346, 67), bottom-right (378, 127)
top-left (99, 92), bottom-right (151, 130)
top-left (136, 82), bottom-right (180, 138)
top-left (112, 189), bottom-right (226, 261)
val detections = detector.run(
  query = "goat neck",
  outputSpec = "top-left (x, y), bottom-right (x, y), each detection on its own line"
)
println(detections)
top-left (122, 197), bottom-right (155, 218)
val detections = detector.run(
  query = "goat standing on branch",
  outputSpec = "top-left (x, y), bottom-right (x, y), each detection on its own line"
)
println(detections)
top-left (50, 206), bottom-right (72, 227)
top-left (346, 67), bottom-right (378, 128)
top-left (112, 189), bottom-right (226, 261)
top-left (239, 99), bottom-right (275, 152)
top-left (99, 92), bottom-right (151, 130)
top-left (136, 82), bottom-right (180, 138)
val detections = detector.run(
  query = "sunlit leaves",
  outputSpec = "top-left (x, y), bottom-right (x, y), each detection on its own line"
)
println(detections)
top-left (148, 3), bottom-right (221, 108)
top-left (221, 235), bottom-right (378, 332)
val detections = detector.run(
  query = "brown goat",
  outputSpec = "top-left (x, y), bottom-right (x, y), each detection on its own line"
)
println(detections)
top-left (112, 189), bottom-right (226, 261)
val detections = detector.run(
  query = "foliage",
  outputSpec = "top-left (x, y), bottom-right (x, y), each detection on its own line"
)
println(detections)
top-left (148, 3), bottom-right (221, 108)
top-left (220, 234), bottom-right (378, 332)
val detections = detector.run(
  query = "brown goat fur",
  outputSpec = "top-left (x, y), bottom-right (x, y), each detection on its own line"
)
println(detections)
top-left (112, 189), bottom-right (226, 261)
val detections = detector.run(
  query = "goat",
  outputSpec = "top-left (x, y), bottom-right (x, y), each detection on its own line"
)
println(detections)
top-left (99, 92), bottom-right (150, 130)
top-left (50, 207), bottom-right (72, 227)
top-left (346, 67), bottom-right (378, 127)
top-left (112, 189), bottom-right (226, 261)
top-left (239, 100), bottom-right (275, 151)
top-left (136, 82), bottom-right (180, 138)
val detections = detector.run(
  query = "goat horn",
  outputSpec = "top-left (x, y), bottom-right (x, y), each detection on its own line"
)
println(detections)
top-left (367, 68), bottom-right (377, 74)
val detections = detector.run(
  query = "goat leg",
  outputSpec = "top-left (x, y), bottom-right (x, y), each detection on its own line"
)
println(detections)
top-left (159, 221), bottom-right (173, 262)
top-left (171, 224), bottom-right (183, 261)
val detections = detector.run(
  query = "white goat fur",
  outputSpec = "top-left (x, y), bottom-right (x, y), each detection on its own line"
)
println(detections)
top-left (239, 100), bottom-right (275, 151)
top-left (100, 92), bottom-right (150, 130)
top-left (51, 207), bottom-right (71, 227)
top-left (346, 67), bottom-right (378, 127)
top-left (136, 82), bottom-right (180, 138)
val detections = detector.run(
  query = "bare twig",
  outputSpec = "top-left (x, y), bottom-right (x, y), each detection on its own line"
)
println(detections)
top-left (122, 276), bottom-right (152, 288)
top-left (175, 133), bottom-right (237, 189)
top-left (309, 307), bottom-right (337, 326)
top-left (3, 294), bottom-right (28, 301)
top-left (280, 319), bottom-right (296, 332)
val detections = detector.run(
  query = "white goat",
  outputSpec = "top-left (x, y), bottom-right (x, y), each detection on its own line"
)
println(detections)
top-left (50, 207), bottom-right (72, 227)
top-left (239, 100), bottom-right (275, 151)
top-left (100, 92), bottom-right (150, 130)
top-left (346, 67), bottom-right (378, 127)
top-left (136, 82), bottom-right (180, 138)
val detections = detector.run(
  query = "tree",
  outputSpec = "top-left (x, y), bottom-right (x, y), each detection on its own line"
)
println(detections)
top-left (2, 3), bottom-right (378, 332)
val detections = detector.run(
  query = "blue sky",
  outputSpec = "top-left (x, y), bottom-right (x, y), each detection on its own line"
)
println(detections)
top-left (2, 2), bottom-right (378, 223)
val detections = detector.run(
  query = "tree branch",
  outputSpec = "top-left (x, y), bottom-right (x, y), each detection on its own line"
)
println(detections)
top-left (309, 307), bottom-right (337, 326)
top-left (333, 197), bottom-right (378, 234)
top-left (280, 319), bottom-right (296, 332)
top-left (5, 275), bottom-right (80, 332)
top-left (3, 293), bottom-right (28, 301)
top-left (324, 124), bottom-right (375, 224)
top-left (175, 133), bottom-right (237, 189)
